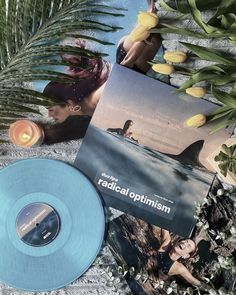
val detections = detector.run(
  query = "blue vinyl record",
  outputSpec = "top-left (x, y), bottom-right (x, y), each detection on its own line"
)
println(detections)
top-left (0, 158), bottom-right (105, 291)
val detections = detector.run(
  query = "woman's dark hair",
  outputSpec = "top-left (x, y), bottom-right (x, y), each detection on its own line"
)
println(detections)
top-left (43, 42), bottom-right (110, 103)
top-left (43, 58), bottom-right (110, 103)
top-left (43, 115), bottom-right (91, 144)
top-left (123, 120), bottom-right (133, 132)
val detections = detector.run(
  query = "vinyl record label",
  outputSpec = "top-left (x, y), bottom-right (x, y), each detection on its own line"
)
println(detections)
top-left (16, 203), bottom-right (60, 247)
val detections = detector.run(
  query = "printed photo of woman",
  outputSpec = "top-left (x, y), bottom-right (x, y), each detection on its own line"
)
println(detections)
top-left (116, 0), bottom-right (169, 84)
top-left (116, 0), bottom-right (161, 75)
top-left (40, 0), bottom-right (167, 145)
top-left (146, 229), bottom-right (200, 287)
top-left (42, 41), bottom-right (110, 144)
top-left (108, 214), bottom-right (215, 295)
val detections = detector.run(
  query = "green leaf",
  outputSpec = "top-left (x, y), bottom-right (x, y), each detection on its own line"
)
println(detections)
top-left (227, 109), bottom-right (236, 120)
top-left (0, 0), bottom-right (124, 135)
top-left (212, 87), bottom-right (236, 108)
top-left (150, 24), bottom-right (207, 39)
top-left (0, 126), bottom-right (10, 132)
top-left (162, 0), bottom-right (222, 13)
top-left (195, 0), bottom-right (222, 11)
top-left (179, 68), bottom-right (223, 90)
top-left (0, 87), bottom-right (61, 104)
top-left (175, 0), bottom-right (190, 14)
top-left (209, 119), bottom-right (236, 134)
top-left (179, 63), bottom-right (236, 90)
top-left (0, 139), bottom-right (9, 143)
top-left (180, 42), bottom-right (236, 65)
top-left (230, 84), bottom-right (236, 97)
top-left (0, 103), bottom-right (40, 114)
top-left (208, 0), bottom-right (236, 23)
top-left (214, 151), bottom-right (228, 162)
top-left (211, 75), bottom-right (236, 86)
top-left (220, 14), bottom-right (236, 30)
top-left (0, 112), bottom-right (25, 118)
top-left (209, 105), bottom-right (232, 116)
top-left (62, 34), bottom-right (115, 46)
top-left (218, 162), bottom-right (229, 176)
top-left (208, 109), bottom-right (233, 122)
top-left (174, 65), bottom-right (194, 75)
top-left (160, 0), bottom-right (178, 12)
top-left (222, 144), bottom-right (232, 156)
top-left (187, 0), bottom-right (217, 34)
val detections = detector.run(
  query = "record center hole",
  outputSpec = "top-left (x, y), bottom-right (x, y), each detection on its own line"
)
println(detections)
top-left (36, 223), bottom-right (39, 227)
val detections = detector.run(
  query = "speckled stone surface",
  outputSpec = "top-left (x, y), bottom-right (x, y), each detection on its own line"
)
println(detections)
top-left (0, 4), bottom-right (235, 295)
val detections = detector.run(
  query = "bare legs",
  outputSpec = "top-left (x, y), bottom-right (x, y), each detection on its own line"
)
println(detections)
top-left (117, 0), bottom-right (161, 73)
top-left (121, 34), bottom-right (162, 73)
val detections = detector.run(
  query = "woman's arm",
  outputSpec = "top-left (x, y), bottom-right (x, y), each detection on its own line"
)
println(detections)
top-left (176, 264), bottom-right (201, 287)
top-left (107, 128), bottom-right (122, 133)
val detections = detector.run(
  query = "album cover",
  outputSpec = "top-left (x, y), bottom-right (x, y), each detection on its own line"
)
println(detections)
top-left (74, 64), bottom-right (233, 238)
top-left (31, 0), bottom-right (168, 145)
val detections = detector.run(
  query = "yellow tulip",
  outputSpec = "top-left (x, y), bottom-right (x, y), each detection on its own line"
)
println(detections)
top-left (137, 11), bottom-right (159, 29)
top-left (186, 87), bottom-right (206, 98)
top-left (129, 25), bottom-right (150, 42)
top-left (164, 51), bottom-right (187, 63)
top-left (152, 63), bottom-right (175, 75)
top-left (186, 114), bottom-right (206, 127)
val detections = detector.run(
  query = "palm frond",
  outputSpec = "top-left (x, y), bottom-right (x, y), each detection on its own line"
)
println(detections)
top-left (0, 0), bottom-right (124, 130)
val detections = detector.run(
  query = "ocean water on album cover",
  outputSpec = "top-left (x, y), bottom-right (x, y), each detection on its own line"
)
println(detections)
top-left (76, 124), bottom-right (213, 237)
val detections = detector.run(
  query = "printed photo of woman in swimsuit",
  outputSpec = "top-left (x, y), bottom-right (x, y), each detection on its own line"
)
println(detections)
top-left (116, 0), bottom-right (168, 83)
top-left (108, 214), bottom-right (216, 295)
top-left (116, 0), bottom-right (161, 75)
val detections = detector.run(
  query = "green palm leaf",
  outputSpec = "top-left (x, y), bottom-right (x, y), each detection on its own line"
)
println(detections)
top-left (0, 0), bottom-right (124, 131)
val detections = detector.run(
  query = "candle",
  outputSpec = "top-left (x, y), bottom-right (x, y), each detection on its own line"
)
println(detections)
top-left (8, 120), bottom-right (44, 148)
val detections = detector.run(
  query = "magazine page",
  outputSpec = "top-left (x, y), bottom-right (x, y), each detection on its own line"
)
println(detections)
top-left (107, 179), bottom-right (236, 295)
top-left (7, 0), bottom-right (167, 147)
top-left (107, 178), bottom-right (236, 295)
top-left (74, 64), bottom-right (233, 237)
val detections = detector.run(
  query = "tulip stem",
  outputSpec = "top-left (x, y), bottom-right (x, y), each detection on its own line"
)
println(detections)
top-left (175, 70), bottom-right (191, 76)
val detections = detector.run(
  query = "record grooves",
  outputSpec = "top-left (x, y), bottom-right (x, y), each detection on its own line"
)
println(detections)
top-left (0, 158), bottom-right (105, 291)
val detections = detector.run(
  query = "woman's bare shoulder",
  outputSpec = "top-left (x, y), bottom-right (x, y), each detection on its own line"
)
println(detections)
top-left (169, 261), bottom-right (186, 275)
